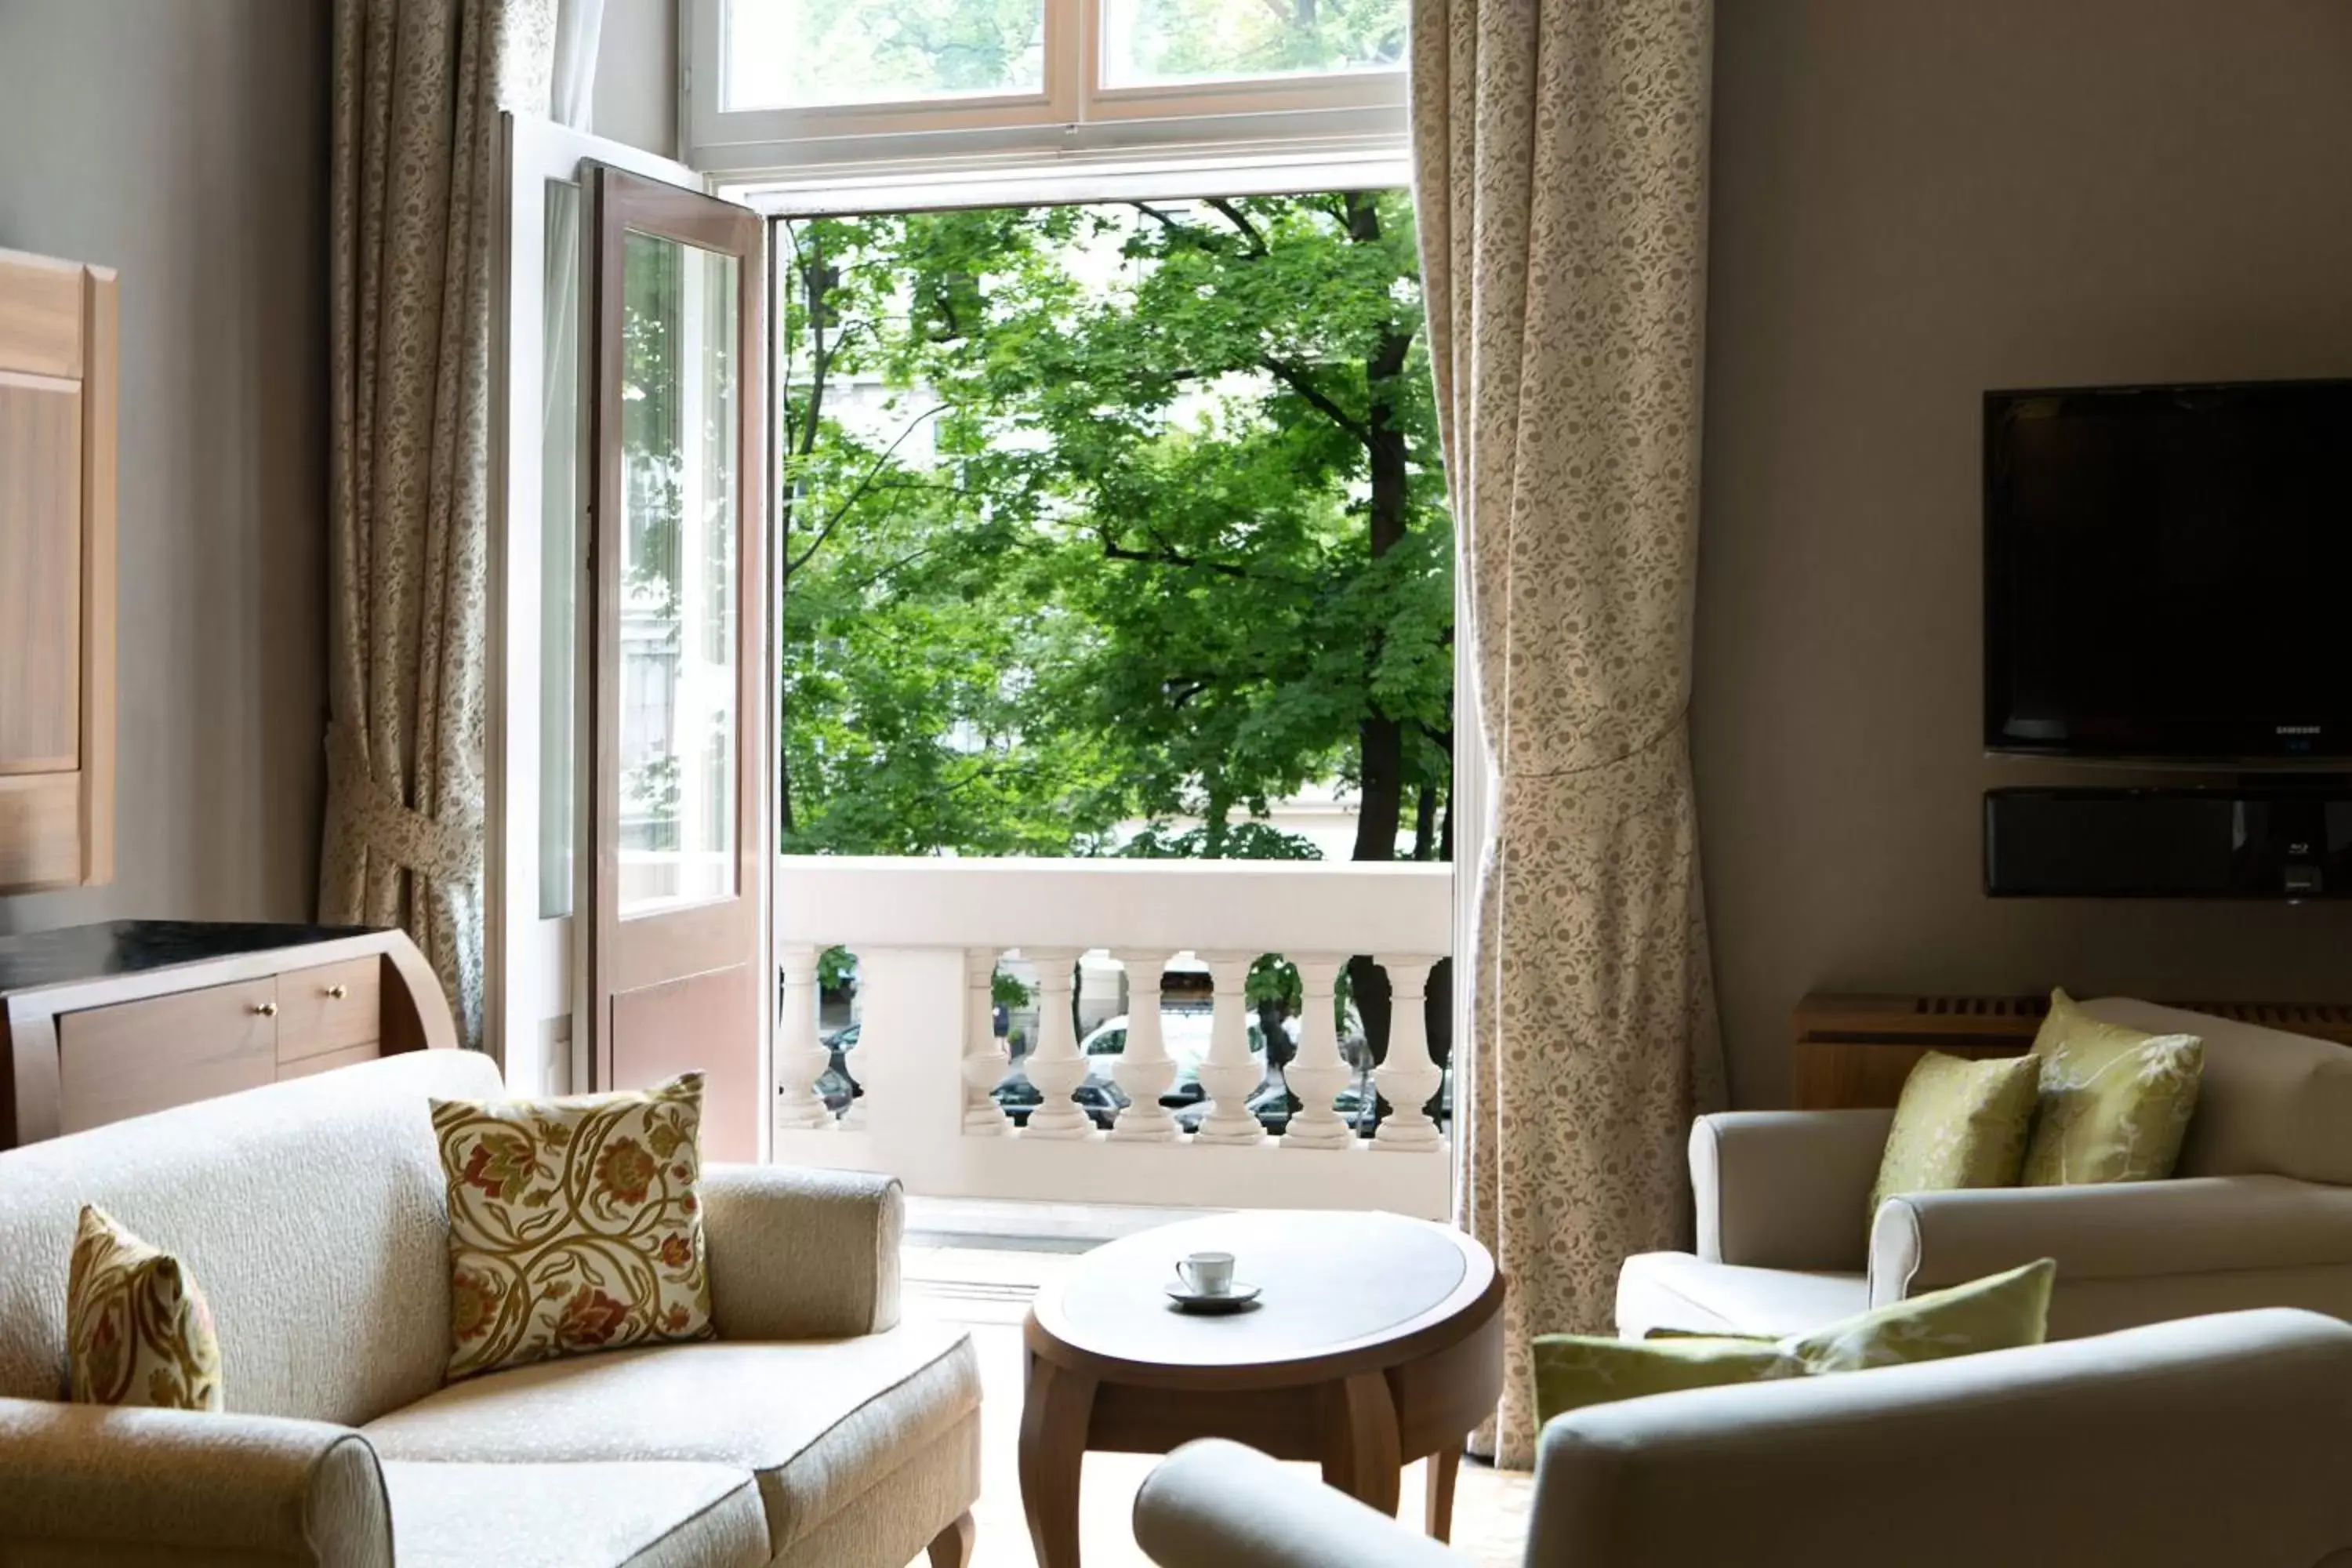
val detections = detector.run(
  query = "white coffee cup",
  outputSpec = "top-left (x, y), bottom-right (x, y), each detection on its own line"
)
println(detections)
top-left (1175, 1250), bottom-right (1236, 1297)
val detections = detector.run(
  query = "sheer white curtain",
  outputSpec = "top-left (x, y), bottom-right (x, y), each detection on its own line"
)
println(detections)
top-left (1412, 0), bottom-right (1728, 1466)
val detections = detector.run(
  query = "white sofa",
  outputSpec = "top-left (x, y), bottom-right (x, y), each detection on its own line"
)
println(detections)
top-left (0, 1050), bottom-right (981, 1568)
top-left (1617, 996), bottom-right (2352, 1339)
top-left (1131, 1309), bottom-right (2352, 1568)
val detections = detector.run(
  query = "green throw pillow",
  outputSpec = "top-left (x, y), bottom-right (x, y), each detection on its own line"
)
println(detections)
top-left (1867, 1049), bottom-right (2041, 1221)
top-left (2021, 989), bottom-right (2204, 1186)
top-left (1786, 1257), bottom-right (2054, 1371)
top-left (1536, 1258), bottom-right (2056, 1427)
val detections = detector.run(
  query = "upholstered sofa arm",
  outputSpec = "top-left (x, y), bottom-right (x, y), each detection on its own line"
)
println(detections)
top-left (1134, 1439), bottom-right (1465, 1568)
top-left (1870, 1174), bottom-right (2352, 1303)
top-left (1525, 1309), bottom-right (2352, 1564)
top-left (702, 1163), bottom-right (905, 1339)
top-left (0, 1398), bottom-right (390, 1566)
top-left (1691, 1109), bottom-right (1894, 1271)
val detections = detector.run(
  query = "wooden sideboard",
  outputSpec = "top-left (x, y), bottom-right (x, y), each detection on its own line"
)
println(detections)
top-left (0, 920), bottom-right (459, 1149)
top-left (1792, 992), bottom-right (2352, 1109)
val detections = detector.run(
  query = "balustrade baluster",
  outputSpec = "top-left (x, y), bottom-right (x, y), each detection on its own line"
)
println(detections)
top-left (960, 948), bottom-right (1011, 1135)
top-left (1279, 954), bottom-right (1353, 1149)
top-left (1194, 952), bottom-right (1266, 1145)
top-left (1371, 956), bottom-right (1443, 1151)
top-left (1106, 949), bottom-right (1179, 1141)
top-left (774, 942), bottom-right (834, 1131)
top-left (1020, 947), bottom-right (1091, 1139)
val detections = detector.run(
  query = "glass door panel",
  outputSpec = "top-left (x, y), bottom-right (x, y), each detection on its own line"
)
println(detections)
top-left (588, 165), bottom-right (768, 1163)
top-left (617, 231), bottom-right (742, 917)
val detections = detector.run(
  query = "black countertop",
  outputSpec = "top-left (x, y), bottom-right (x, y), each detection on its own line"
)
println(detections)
top-left (0, 920), bottom-right (380, 994)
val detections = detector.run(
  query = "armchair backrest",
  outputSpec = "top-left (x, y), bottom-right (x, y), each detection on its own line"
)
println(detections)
top-left (1529, 1308), bottom-right (2352, 1568)
top-left (0, 1049), bottom-right (502, 1425)
top-left (2080, 998), bottom-right (2352, 1185)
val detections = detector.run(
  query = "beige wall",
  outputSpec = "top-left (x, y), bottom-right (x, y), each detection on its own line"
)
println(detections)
top-left (0, 2), bottom-right (328, 936)
top-left (1699, 0), bottom-right (2352, 1105)
top-left (594, 0), bottom-right (681, 158)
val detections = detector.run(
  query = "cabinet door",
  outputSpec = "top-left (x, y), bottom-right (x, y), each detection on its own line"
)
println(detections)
top-left (56, 978), bottom-right (278, 1134)
top-left (0, 249), bottom-right (115, 893)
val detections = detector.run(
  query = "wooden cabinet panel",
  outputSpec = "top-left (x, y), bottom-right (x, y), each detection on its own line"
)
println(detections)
top-left (57, 978), bottom-right (277, 1134)
top-left (275, 956), bottom-right (382, 1063)
top-left (278, 1042), bottom-right (381, 1082)
top-left (0, 250), bottom-right (113, 893)
top-left (0, 774), bottom-right (81, 892)
top-left (0, 377), bottom-right (82, 774)
top-left (0, 252), bottom-right (85, 378)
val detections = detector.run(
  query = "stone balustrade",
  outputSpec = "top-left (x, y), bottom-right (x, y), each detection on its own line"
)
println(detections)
top-left (768, 856), bottom-right (1454, 1218)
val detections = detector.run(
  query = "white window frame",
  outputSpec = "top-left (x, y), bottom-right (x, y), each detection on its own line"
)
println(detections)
top-left (682, 0), bottom-right (1409, 180)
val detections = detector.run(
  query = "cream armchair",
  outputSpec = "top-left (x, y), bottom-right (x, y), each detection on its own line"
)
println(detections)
top-left (1132, 1309), bottom-right (2352, 1568)
top-left (1618, 996), bottom-right (2352, 1339)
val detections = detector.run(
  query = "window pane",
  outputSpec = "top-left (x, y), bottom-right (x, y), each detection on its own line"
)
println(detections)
top-left (619, 230), bottom-right (739, 917)
top-left (539, 179), bottom-right (582, 920)
top-left (724, 0), bottom-right (1045, 111)
top-left (1099, 0), bottom-right (1406, 89)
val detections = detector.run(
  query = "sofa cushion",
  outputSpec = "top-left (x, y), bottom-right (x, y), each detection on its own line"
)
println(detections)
top-left (362, 1324), bottom-right (979, 1552)
top-left (383, 1461), bottom-right (766, 1568)
top-left (2080, 998), bottom-right (2352, 1185)
top-left (432, 1073), bottom-right (715, 1380)
top-left (2022, 991), bottom-right (2202, 1186)
top-left (0, 1050), bottom-right (503, 1425)
top-left (1867, 1051), bottom-right (2040, 1220)
top-left (1616, 1251), bottom-right (1869, 1339)
top-left (67, 1205), bottom-right (223, 1411)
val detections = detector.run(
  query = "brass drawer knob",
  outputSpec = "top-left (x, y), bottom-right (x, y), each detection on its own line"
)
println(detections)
top-left (325, 984), bottom-right (348, 1000)
top-left (252, 1001), bottom-right (278, 1018)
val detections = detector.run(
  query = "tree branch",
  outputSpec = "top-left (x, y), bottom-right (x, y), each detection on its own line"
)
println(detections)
top-left (786, 404), bottom-right (954, 575)
top-left (1258, 356), bottom-right (1369, 444)
top-left (1204, 198), bottom-right (1269, 256)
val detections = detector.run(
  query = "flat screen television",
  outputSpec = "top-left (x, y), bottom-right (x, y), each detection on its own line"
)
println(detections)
top-left (1984, 379), bottom-right (2352, 761)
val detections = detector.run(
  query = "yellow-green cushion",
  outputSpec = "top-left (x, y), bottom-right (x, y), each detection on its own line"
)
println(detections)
top-left (1867, 1049), bottom-right (2041, 1221)
top-left (432, 1072), bottom-right (716, 1381)
top-left (67, 1206), bottom-right (223, 1411)
top-left (1788, 1257), bottom-right (2055, 1371)
top-left (1538, 1258), bottom-right (2055, 1426)
top-left (2022, 989), bottom-right (2204, 1185)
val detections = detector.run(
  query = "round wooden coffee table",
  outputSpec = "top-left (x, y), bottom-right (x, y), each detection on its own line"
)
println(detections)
top-left (1019, 1210), bottom-right (1503, 1568)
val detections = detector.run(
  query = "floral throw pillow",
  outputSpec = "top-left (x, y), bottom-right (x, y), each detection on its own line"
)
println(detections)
top-left (67, 1206), bottom-right (224, 1411)
top-left (431, 1073), bottom-right (714, 1381)
top-left (2021, 989), bottom-right (2204, 1186)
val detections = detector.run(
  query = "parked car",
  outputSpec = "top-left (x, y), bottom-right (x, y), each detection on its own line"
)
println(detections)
top-left (815, 1022), bottom-right (862, 1114)
top-left (991, 1071), bottom-right (1127, 1130)
top-left (1079, 1011), bottom-right (1269, 1087)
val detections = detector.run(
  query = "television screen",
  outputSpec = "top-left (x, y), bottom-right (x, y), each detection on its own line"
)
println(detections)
top-left (1984, 379), bottom-right (2352, 760)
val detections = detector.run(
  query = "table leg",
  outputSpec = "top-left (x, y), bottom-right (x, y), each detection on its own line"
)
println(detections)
top-left (1425, 1445), bottom-right (1461, 1541)
top-left (1020, 1357), bottom-right (1097, 1568)
top-left (1319, 1370), bottom-right (1403, 1518)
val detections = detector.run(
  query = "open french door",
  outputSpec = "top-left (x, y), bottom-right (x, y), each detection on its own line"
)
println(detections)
top-left (489, 114), bottom-right (770, 1163)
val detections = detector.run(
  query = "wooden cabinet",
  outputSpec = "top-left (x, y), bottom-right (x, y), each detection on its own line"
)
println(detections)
top-left (0, 922), bottom-right (459, 1149)
top-left (0, 249), bottom-right (116, 894)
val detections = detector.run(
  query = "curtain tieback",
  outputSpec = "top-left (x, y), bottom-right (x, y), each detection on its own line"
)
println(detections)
top-left (325, 721), bottom-right (481, 880)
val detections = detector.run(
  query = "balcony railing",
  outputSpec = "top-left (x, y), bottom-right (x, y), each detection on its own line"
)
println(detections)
top-left (772, 856), bottom-right (1454, 1218)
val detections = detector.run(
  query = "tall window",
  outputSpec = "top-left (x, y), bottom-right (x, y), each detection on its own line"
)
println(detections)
top-left (687, 0), bottom-right (1408, 172)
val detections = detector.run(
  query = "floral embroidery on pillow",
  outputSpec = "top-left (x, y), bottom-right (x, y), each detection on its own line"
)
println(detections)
top-left (432, 1073), bottom-right (713, 1380)
top-left (66, 1206), bottom-right (223, 1411)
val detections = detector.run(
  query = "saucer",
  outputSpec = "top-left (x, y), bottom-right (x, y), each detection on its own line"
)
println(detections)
top-left (1165, 1282), bottom-right (1262, 1315)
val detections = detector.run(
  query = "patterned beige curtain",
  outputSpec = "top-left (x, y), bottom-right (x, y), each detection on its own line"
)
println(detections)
top-left (322, 0), bottom-right (557, 1044)
top-left (1412, 0), bottom-right (1728, 1466)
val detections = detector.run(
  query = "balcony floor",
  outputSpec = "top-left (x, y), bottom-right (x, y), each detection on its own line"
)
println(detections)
top-left (903, 1217), bottom-right (1534, 1567)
